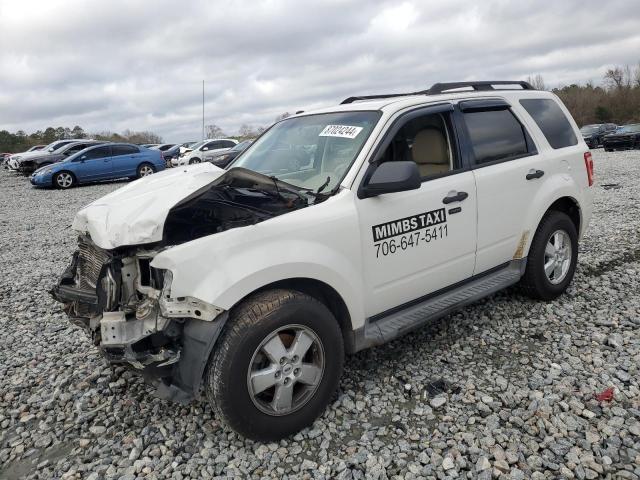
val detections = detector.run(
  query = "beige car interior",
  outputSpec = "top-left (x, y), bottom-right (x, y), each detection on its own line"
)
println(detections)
top-left (382, 113), bottom-right (453, 177)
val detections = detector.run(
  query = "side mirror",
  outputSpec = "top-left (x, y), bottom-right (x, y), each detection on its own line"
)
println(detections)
top-left (202, 147), bottom-right (209, 151)
top-left (360, 161), bottom-right (421, 198)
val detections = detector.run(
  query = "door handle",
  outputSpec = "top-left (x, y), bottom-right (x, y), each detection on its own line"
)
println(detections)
top-left (526, 169), bottom-right (544, 180)
top-left (442, 191), bottom-right (468, 204)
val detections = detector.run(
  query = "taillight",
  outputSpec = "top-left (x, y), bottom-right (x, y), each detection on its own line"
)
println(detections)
top-left (584, 151), bottom-right (594, 186)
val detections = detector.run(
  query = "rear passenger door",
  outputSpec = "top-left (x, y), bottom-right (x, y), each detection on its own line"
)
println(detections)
top-left (111, 145), bottom-right (142, 177)
top-left (455, 99), bottom-right (546, 274)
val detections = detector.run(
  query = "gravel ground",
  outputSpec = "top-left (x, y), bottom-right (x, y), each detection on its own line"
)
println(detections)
top-left (0, 150), bottom-right (639, 480)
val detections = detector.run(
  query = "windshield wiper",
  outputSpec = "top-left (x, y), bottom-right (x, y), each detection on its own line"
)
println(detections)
top-left (316, 176), bottom-right (331, 195)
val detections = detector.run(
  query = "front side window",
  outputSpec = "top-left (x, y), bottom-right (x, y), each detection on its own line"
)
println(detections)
top-left (81, 146), bottom-right (111, 160)
top-left (463, 109), bottom-right (529, 164)
top-left (378, 112), bottom-right (456, 179)
top-left (520, 98), bottom-right (578, 149)
top-left (232, 111), bottom-right (380, 192)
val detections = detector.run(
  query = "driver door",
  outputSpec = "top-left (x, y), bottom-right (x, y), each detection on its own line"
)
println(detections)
top-left (74, 145), bottom-right (113, 181)
top-left (356, 105), bottom-right (478, 318)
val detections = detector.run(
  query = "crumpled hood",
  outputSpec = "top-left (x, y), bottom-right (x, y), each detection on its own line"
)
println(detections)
top-left (72, 163), bottom-right (225, 249)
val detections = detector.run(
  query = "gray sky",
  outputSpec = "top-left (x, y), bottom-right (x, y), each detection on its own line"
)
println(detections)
top-left (1, 0), bottom-right (639, 142)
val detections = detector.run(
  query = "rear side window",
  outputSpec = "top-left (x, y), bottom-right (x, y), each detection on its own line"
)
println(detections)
top-left (520, 99), bottom-right (578, 149)
top-left (220, 140), bottom-right (236, 148)
top-left (112, 145), bottom-right (139, 156)
top-left (463, 109), bottom-right (529, 164)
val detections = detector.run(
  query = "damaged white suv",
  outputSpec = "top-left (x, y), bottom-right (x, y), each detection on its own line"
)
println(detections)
top-left (53, 81), bottom-right (594, 441)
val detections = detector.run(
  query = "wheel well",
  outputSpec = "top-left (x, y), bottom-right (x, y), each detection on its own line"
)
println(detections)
top-left (255, 278), bottom-right (355, 353)
top-left (546, 197), bottom-right (581, 234)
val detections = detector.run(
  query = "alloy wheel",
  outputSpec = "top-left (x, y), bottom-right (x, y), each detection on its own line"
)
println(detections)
top-left (139, 165), bottom-right (154, 176)
top-left (544, 229), bottom-right (572, 284)
top-left (247, 324), bottom-right (325, 416)
top-left (56, 172), bottom-right (73, 188)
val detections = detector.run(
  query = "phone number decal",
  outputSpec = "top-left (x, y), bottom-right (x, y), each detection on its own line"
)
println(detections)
top-left (374, 224), bottom-right (448, 258)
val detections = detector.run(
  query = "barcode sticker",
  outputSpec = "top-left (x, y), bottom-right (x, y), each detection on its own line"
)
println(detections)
top-left (319, 125), bottom-right (363, 139)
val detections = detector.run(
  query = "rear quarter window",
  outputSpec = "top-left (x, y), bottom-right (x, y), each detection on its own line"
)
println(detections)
top-left (519, 98), bottom-right (578, 149)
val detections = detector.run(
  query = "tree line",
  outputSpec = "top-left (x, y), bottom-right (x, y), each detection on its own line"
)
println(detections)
top-left (0, 126), bottom-right (163, 153)
top-left (531, 63), bottom-right (640, 126)
top-left (3, 66), bottom-right (640, 154)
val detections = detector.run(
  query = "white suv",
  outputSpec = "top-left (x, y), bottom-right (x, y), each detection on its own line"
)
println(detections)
top-left (52, 81), bottom-right (594, 441)
top-left (172, 138), bottom-right (238, 166)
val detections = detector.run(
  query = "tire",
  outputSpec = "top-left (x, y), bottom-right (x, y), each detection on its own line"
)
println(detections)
top-left (205, 289), bottom-right (344, 441)
top-left (136, 163), bottom-right (155, 178)
top-left (189, 157), bottom-right (201, 164)
top-left (520, 211), bottom-right (578, 301)
top-left (53, 171), bottom-right (76, 189)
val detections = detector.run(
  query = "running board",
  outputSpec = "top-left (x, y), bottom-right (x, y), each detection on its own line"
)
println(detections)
top-left (354, 259), bottom-right (526, 351)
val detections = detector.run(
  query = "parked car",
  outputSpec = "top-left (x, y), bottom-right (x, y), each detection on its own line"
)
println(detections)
top-left (141, 143), bottom-right (160, 148)
top-left (179, 141), bottom-right (198, 155)
top-left (173, 138), bottom-right (238, 166)
top-left (206, 140), bottom-right (253, 168)
top-left (6, 139), bottom-right (87, 170)
top-left (51, 80), bottom-right (594, 440)
top-left (151, 144), bottom-right (181, 166)
top-left (579, 123), bottom-right (617, 148)
top-left (602, 124), bottom-right (640, 151)
top-left (17, 140), bottom-right (106, 175)
top-left (30, 143), bottom-right (164, 189)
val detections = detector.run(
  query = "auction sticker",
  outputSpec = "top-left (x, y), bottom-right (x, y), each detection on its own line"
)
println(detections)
top-left (319, 125), bottom-right (363, 139)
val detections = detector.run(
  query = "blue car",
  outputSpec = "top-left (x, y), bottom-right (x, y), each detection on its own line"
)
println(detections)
top-left (30, 143), bottom-right (165, 189)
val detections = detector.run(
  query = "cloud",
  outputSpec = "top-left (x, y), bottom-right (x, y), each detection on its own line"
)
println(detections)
top-left (0, 0), bottom-right (639, 142)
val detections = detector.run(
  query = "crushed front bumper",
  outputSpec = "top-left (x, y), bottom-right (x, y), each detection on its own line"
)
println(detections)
top-left (51, 236), bottom-right (227, 403)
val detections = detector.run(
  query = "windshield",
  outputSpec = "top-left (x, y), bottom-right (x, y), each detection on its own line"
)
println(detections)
top-left (231, 111), bottom-right (380, 192)
top-left (189, 140), bottom-right (207, 151)
top-left (617, 124), bottom-right (640, 133)
top-left (44, 140), bottom-right (64, 152)
top-left (580, 125), bottom-right (599, 134)
top-left (232, 140), bottom-right (251, 151)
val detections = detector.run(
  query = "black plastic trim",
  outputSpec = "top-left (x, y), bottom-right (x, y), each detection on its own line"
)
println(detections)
top-left (369, 261), bottom-right (511, 324)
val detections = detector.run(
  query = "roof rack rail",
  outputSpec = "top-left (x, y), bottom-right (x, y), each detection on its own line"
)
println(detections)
top-left (340, 80), bottom-right (535, 104)
top-left (340, 92), bottom-right (422, 105)
top-left (425, 81), bottom-right (535, 94)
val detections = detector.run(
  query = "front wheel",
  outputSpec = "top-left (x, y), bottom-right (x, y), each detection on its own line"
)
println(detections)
top-left (53, 171), bottom-right (76, 189)
top-left (205, 289), bottom-right (344, 441)
top-left (520, 211), bottom-right (578, 300)
top-left (189, 157), bottom-right (201, 164)
top-left (137, 163), bottom-right (155, 178)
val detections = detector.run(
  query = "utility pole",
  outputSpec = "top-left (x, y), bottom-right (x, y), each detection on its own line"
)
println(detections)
top-left (202, 80), bottom-right (205, 141)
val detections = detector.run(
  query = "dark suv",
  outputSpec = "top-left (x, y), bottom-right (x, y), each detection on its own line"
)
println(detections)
top-left (603, 124), bottom-right (640, 151)
top-left (580, 123), bottom-right (617, 149)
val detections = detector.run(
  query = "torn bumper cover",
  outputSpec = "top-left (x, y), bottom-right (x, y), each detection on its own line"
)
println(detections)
top-left (51, 235), bottom-right (226, 403)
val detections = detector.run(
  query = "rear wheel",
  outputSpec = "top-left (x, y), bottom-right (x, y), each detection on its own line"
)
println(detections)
top-left (53, 171), bottom-right (75, 189)
top-left (137, 163), bottom-right (155, 178)
top-left (520, 211), bottom-right (578, 300)
top-left (205, 289), bottom-right (344, 441)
